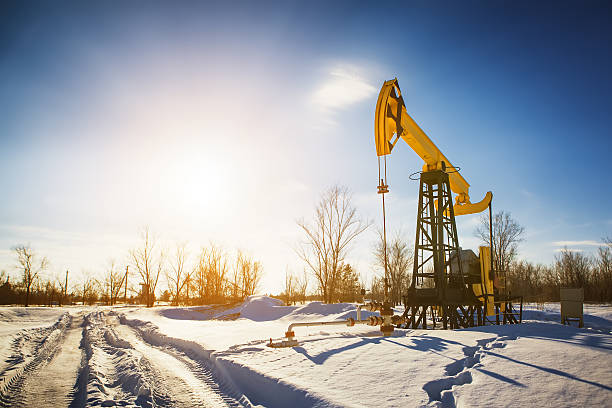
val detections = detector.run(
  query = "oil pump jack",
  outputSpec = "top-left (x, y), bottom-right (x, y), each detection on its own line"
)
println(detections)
top-left (270, 78), bottom-right (523, 347)
top-left (375, 78), bottom-right (522, 330)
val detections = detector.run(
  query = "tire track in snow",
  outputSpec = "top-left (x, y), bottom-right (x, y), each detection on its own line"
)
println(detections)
top-left (119, 313), bottom-right (342, 408)
top-left (423, 335), bottom-right (518, 408)
top-left (21, 313), bottom-right (84, 407)
top-left (0, 313), bottom-right (71, 408)
top-left (77, 311), bottom-right (249, 407)
top-left (112, 318), bottom-right (242, 407)
top-left (74, 310), bottom-right (175, 407)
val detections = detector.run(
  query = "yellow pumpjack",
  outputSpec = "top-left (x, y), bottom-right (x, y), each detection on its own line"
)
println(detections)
top-left (375, 78), bottom-right (521, 328)
top-left (270, 77), bottom-right (522, 346)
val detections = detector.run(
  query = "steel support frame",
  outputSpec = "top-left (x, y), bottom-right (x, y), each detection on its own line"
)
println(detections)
top-left (402, 169), bottom-right (486, 330)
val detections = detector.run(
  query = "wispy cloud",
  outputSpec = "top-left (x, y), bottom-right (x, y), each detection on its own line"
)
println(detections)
top-left (311, 66), bottom-right (376, 111)
top-left (554, 248), bottom-right (584, 253)
top-left (551, 240), bottom-right (602, 247)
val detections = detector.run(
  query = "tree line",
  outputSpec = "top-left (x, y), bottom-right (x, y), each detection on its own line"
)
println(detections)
top-left (1, 229), bottom-right (262, 307)
top-left (475, 212), bottom-right (612, 302)
top-left (294, 185), bottom-right (612, 304)
top-left (506, 243), bottom-right (612, 302)
top-left (3, 185), bottom-right (612, 307)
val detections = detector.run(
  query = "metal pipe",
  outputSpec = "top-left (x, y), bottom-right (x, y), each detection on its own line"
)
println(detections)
top-left (357, 303), bottom-right (381, 320)
top-left (286, 319), bottom-right (370, 336)
top-left (288, 320), bottom-right (347, 332)
top-left (288, 319), bottom-right (366, 333)
top-left (488, 201), bottom-right (494, 282)
top-left (487, 201), bottom-right (493, 318)
top-left (357, 304), bottom-right (365, 321)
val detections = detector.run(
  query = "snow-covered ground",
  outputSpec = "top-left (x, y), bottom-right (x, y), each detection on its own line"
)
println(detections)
top-left (0, 298), bottom-right (610, 407)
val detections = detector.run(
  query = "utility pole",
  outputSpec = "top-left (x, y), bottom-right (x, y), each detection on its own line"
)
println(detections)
top-left (124, 265), bottom-right (129, 304)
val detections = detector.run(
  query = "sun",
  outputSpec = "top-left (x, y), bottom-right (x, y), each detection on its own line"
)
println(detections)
top-left (156, 148), bottom-right (242, 223)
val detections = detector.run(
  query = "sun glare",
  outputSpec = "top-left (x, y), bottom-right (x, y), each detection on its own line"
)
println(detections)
top-left (157, 150), bottom-right (241, 222)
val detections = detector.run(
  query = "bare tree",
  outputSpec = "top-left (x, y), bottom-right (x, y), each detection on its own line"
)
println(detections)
top-left (105, 260), bottom-right (126, 306)
top-left (507, 260), bottom-right (548, 301)
top-left (297, 270), bottom-right (308, 304)
top-left (43, 279), bottom-right (59, 306)
top-left (373, 230), bottom-right (412, 305)
top-left (370, 276), bottom-right (384, 302)
top-left (475, 211), bottom-right (524, 274)
top-left (555, 248), bottom-right (592, 289)
top-left (237, 251), bottom-right (262, 299)
top-left (296, 185), bottom-right (371, 303)
top-left (130, 228), bottom-right (165, 307)
top-left (13, 245), bottom-right (49, 307)
top-left (594, 237), bottom-right (612, 301)
top-left (283, 268), bottom-right (296, 305)
top-left (193, 242), bottom-right (228, 304)
top-left (56, 270), bottom-right (69, 306)
top-left (184, 270), bottom-right (194, 305)
top-left (80, 273), bottom-right (99, 305)
top-left (193, 248), bottom-right (208, 304)
top-left (166, 243), bottom-right (191, 305)
top-left (501, 237), bottom-right (612, 302)
top-left (207, 243), bottom-right (228, 303)
top-left (229, 251), bottom-right (242, 302)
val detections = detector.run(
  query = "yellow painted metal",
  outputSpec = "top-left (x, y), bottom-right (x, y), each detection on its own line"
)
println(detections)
top-left (454, 192), bottom-right (493, 216)
top-left (475, 246), bottom-right (495, 316)
top-left (374, 78), bottom-right (492, 216)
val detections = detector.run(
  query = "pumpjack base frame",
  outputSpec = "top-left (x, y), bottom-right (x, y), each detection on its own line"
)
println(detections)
top-left (401, 168), bottom-right (524, 330)
top-left (401, 294), bottom-right (524, 330)
top-left (486, 295), bottom-right (524, 326)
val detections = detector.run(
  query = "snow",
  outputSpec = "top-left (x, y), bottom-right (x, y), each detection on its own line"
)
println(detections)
top-left (0, 307), bottom-right (68, 382)
top-left (455, 323), bottom-right (612, 407)
top-left (0, 300), bottom-right (610, 407)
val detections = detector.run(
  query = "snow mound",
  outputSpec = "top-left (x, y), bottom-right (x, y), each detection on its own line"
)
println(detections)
top-left (158, 297), bottom-right (379, 324)
top-left (522, 303), bottom-right (612, 333)
top-left (0, 307), bottom-right (66, 328)
top-left (219, 296), bottom-right (291, 322)
top-left (287, 301), bottom-right (352, 317)
top-left (286, 301), bottom-right (379, 321)
top-left (215, 297), bottom-right (374, 322)
top-left (159, 306), bottom-right (220, 321)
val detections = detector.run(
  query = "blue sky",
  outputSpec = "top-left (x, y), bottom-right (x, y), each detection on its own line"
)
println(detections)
top-left (1, 1), bottom-right (611, 293)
